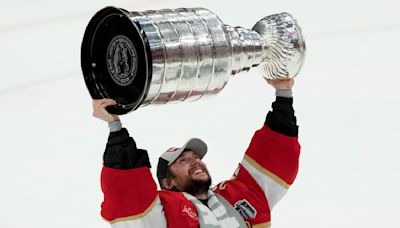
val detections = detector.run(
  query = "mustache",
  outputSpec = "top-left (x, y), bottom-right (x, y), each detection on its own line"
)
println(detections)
top-left (188, 164), bottom-right (209, 175)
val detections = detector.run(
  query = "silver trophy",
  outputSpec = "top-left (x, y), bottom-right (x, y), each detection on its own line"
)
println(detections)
top-left (81, 6), bottom-right (306, 114)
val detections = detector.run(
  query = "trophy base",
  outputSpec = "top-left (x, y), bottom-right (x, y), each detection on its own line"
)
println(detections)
top-left (81, 7), bottom-right (152, 114)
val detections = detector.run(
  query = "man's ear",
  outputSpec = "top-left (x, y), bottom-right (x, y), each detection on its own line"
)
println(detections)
top-left (161, 178), bottom-right (174, 190)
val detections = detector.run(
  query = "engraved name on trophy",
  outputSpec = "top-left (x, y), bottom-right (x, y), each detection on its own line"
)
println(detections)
top-left (81, 6), bottom-right (306, 114)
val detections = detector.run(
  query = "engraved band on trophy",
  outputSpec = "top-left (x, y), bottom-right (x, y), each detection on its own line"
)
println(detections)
top-left (81, 6), bottom-right (306, 114)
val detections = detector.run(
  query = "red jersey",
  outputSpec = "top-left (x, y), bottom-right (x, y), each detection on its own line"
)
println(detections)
top-left (100, 125), bottom-right (300, 227)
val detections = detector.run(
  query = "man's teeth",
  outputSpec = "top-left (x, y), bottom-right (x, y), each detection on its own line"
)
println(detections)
top-left (193, 169), bottom-right (203, 175)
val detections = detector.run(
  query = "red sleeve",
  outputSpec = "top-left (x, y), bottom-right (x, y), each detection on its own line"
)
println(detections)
top-left (100, 166), bottom-right (158, 222)
top-left (237, 124), bottom-right (301, 210)
top-left (244, 125), bottom-right (300, 186)
top-left (214, 125), bottom-right (301, 226)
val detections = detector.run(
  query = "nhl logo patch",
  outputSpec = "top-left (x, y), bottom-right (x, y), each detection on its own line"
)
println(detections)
top-left (234, 199), bottom-right (257, 219)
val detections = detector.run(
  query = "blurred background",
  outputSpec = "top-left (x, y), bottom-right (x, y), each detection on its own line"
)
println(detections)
top-left (1, 0), bottom-right (399, 227)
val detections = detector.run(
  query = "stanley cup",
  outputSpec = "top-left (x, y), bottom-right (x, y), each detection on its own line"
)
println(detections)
top-left (81, 6), bottom-right (306, 114)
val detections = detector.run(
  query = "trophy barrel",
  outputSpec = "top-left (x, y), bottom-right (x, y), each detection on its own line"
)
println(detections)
top-left (134, 8), bottom-right (232, 106)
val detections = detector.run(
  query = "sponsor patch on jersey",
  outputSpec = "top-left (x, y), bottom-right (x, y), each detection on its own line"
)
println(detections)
top-left (182, 204), bottom-right (198, 221)
top-left (234, 199), bottom-right (257, 219)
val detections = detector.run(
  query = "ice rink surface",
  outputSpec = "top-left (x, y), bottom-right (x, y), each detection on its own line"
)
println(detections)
top-left (1, 0), bottom-right (400, 227)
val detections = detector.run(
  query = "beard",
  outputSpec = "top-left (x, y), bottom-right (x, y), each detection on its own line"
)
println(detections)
top-left (183, 175), bottom-right (212, 196)
top-left (170, 168), bottom-right (212, 196)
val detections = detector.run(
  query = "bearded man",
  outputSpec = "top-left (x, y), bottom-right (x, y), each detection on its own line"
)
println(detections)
top-left (92, 78), bottom-right (300, 227)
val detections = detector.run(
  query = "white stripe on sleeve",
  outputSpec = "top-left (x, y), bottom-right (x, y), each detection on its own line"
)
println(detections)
top-left (241, 159), bottom-right (288, 209)
top-left (111, 197), bottom-right (167, 228)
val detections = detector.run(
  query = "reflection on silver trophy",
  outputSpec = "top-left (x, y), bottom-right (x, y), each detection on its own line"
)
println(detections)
top-left (81, 6), bottom-right (306, 114)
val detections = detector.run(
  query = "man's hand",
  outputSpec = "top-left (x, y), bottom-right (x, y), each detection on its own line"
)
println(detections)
top-left (266, 79), bottom-right (294, 90)
top-left (92, 99), bottom-right (120, 123)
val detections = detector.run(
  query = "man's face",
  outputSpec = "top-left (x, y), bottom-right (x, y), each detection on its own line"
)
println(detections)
top-left (165, 151), bottom-right (211, 194)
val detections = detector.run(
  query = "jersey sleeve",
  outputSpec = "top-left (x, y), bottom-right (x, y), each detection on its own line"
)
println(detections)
top-left (101, 166), bottom-right (167, 227)
top-left (100, 128), bottom-right (167, 227)
top-left (214, 124), bottom-right (300, 226)
top-left (239, 124), bottom-right (300, 209)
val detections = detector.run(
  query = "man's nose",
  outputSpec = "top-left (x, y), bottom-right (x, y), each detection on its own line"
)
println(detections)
top-left (191, 158), bottom-right (201, 166)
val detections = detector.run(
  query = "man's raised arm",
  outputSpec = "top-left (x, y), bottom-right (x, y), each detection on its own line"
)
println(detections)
top-left (92, 99), bottom-right (165, 226)
top-left (239, 79), bottom-right (300, 209)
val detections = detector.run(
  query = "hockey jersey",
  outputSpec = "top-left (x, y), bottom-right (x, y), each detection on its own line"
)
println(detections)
top-left (100, 124), bottom-right (300, 227)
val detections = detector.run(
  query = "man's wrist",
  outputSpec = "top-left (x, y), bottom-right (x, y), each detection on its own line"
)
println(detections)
top-left (275, 89), bottom-right (292, 98)
top-left (108, 120), bottom-right (122, 132)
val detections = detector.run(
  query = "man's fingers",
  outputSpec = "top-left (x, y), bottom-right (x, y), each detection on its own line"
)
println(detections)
top-left (93, 99), bottom-right (116, 109)
top-left (91, 99), bottom-right (120, 123)
top-left (99, 100), bottom-right (117, 109)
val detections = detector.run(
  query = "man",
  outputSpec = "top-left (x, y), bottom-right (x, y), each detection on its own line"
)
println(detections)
top-left (93, 79), bottom-right (300, 227)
